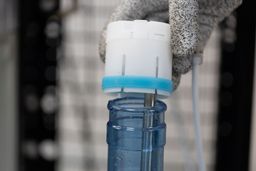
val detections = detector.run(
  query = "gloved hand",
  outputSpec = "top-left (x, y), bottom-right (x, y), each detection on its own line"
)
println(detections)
top-left (99, 0), bottom-right (242, 90)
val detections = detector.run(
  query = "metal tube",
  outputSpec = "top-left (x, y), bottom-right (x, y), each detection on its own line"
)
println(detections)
top-left (141, 93), bottom-right (156, 171)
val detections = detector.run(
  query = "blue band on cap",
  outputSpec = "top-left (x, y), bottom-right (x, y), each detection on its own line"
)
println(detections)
top-left (102, 76), bottom-right (172, 93)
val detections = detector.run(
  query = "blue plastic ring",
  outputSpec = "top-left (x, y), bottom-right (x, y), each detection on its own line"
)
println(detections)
top-left (102, 76), bottom-right (172, 93)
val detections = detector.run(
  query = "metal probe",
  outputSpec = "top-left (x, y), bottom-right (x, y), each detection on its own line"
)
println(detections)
top-left (141, 93), bottom-right (156, 171)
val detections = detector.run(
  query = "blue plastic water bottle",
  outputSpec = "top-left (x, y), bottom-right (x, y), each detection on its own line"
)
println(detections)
top-left (107, 97), bottom-right (167, 171)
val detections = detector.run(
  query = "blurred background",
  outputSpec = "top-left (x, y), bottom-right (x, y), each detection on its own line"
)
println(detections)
top-left (0, 0), bottom-right (255, 171)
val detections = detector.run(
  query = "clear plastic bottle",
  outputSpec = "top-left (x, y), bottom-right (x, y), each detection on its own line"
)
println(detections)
top-left (107, 97), bottom-right (167, 171)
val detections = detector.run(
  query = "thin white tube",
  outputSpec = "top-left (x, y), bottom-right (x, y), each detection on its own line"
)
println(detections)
top-left (192, 57), bottom-right (206, 171)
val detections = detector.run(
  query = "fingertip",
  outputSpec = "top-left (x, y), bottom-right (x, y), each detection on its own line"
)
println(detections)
top-left (172, 55), bottom-right (193, 74)
top-left (172, 71), bottom-right (181, 91)
top-left (99, 28), bottom-right (107, 63)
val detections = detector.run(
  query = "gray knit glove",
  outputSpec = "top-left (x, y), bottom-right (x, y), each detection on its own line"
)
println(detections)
top-left (99, 0), bottom-right (242, 90)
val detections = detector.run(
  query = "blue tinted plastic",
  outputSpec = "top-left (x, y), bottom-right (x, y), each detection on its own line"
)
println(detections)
top-left (102, 76), bottom-right (173, 93)
top-left (107, 97), bottom-right (167, 171)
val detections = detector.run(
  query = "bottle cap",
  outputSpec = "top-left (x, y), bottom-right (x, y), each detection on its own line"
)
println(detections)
top-left (102, 20), bottom-right (173, 97)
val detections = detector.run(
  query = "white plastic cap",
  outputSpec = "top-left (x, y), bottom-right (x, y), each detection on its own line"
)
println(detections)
top-left (102, 20), bottom-right (173, 97)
